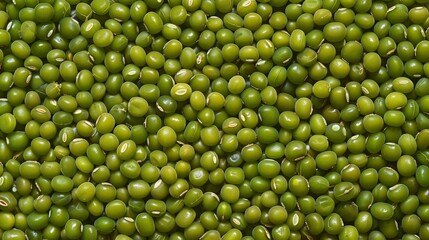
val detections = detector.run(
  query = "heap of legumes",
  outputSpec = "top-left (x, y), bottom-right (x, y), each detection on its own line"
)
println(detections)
top-left (1, 0), bottom-right (429, 239)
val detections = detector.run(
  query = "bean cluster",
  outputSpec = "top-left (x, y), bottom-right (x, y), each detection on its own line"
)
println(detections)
top-left (1, 0), bottom-right (429, 239)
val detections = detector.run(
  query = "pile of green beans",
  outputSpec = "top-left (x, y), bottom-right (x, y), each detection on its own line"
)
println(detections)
top-left (1, 0), bottom-right (429, 239)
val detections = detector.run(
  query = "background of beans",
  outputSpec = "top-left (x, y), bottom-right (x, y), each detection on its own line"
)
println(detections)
top-left (1, 0), bottom-right (429, 239)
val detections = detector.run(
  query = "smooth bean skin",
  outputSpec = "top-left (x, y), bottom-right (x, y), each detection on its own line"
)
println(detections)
top-left (371, 202), bottom-right (394, 220)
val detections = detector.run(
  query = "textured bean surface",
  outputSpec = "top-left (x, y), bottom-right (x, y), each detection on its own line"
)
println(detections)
top-left (1, 0), bottom-right (429, 239)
